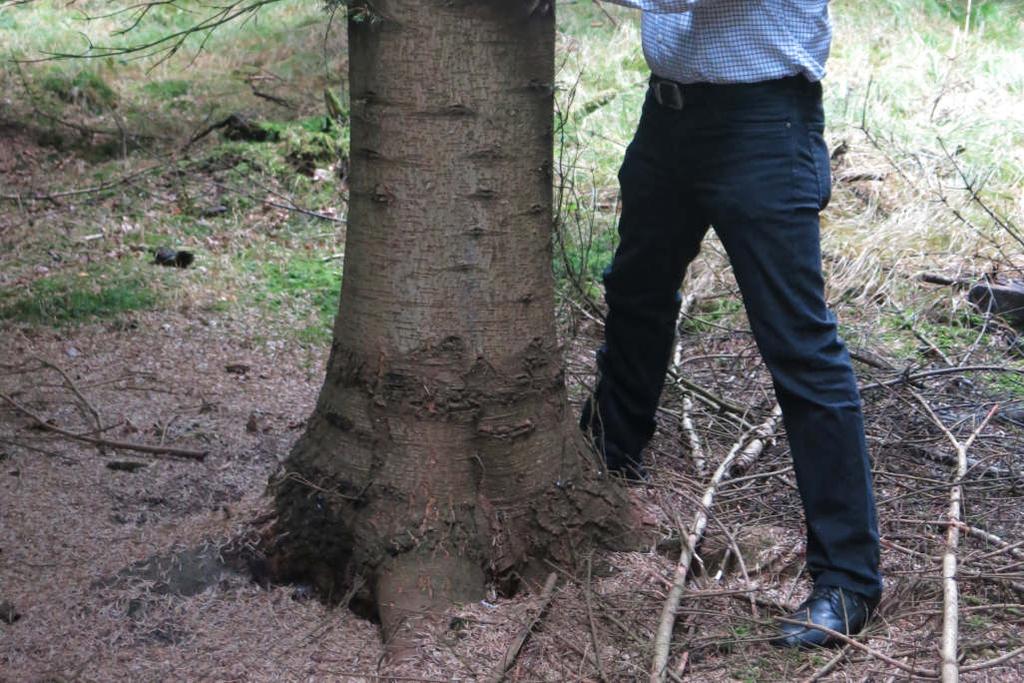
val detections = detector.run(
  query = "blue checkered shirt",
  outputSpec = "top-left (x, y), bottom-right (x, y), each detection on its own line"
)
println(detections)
top-left (604, 0), bottom-right (832, 84)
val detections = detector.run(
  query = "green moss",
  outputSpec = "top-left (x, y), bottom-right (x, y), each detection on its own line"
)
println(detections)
top-left (989, 371), bottom-right (1024, 400)
top-left (39, 68), bottom-right (117, 112)
top-left (203, 114), bottom-right (348, 184)
top-left (0, 269), bottom-right (159, 325)
top-left (683, 296), bottom-right (746, 333)
top-left (250, 256), bottom-right (342, 345)
top-left (142, 78), bottom-right (191, 100)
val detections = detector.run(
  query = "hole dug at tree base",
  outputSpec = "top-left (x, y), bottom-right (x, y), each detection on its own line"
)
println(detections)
top-left (262, 430), bottom-right (641, 659)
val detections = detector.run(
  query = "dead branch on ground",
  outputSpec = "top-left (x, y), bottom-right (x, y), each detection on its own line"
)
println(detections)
top-left (649, 404), bottom-right (781, 683)
top-left (488, 572), bottom-right (558, 683)
top-left (0, 391), bottom-right (208, 460)
top-left (912, 394), bottom-right (999, 682)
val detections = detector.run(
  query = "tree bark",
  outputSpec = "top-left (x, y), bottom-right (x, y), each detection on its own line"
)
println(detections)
top-left (268, 0), bottom-right (628, 652)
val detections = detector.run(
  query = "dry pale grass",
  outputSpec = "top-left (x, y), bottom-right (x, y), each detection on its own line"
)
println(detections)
top-left (3, 3), bottom-right (1024, 681)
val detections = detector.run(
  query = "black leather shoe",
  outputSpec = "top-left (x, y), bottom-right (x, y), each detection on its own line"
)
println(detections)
top-left (771, 586), bottom-right (871, 648)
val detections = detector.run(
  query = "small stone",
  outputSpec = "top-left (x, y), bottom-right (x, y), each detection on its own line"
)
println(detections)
top-left (126, 598), bottom-right (147, 620)
top-left (106, 461), bottom-right (148, 473)
top-left (65, 345), bottom-right (81, 358)
top-left (291, 584), bottom-right (314, 602)
top-left (0, 600), bottom-right (21, 624)
top-left (153, 247), bottom-right (194, 269)
top-left (245, 411), bottom-right (265, 434)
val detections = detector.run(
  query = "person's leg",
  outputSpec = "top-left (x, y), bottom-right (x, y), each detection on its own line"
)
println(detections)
top-left (693, 80), bottom-right (881, 603)
top-left (581, 88), bottom-right (709, 478)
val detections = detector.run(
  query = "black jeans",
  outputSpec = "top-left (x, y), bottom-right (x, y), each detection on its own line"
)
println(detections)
top-left (581, 75), bottom-right (882, 602)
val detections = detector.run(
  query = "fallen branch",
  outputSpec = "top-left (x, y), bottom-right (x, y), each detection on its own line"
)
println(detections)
top-left (901, 443), bottom-right (1014, 481)
top-left (956, 521), bottom-right (1024, 562)
top-left (960, 646), bottom-right (1024, 674)
top-left (679, 395), bottom-right (704, 475)
top-left (777, 617), bottom-right (938, 678)
top-left (913, 394), bottom-right (999, 683)
top-left (584, 557), bottom-right (608, 683)
top-left (0, 392), bottom-right (208, 461)
top-left (0, 164), bottom-right (162, 203)
top-left (35, 357), bottom-right (103, 432)
top-left (919, 273), bottom-right (972, 289)
top-left (251, 88), bottom-right (296, 109)
top-left (649, 404), bottom-right (781, 683)
top-left (861, 365), bottom-right (1024, 393)
top-left (488, 572), bottom-right (558, 683)
top-left (673, 274), bottom-right (711, 475)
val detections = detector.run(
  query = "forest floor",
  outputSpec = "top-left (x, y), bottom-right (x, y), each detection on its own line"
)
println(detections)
top-left (3, 1), bottom-right (1024, 681)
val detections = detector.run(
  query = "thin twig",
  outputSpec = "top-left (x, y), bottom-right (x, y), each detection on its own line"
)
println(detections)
top-left (649, 404), bottom-right (781, 683)
top-left (34, 357), bottom-right (103, 432)
top-left (669, 373), bottom-right (747, 415)
top-left (861, 365), bottom-right (1024, 392)
top-left (777, 618), bottom-right (939, 678)
top-left (584, 556), bottom-right (608, 683)
top-left (956, 521), bottom-right (1024, 562)
top-left (0, 392), bottom-right (207, 460)
top-left (0, 164), bottom-right (162, 203)
top-left (803, 645), bottom-right (852, 682)
top-left (960, 646), bottom-right (1024, 673)
top-left (591, 0), bottom-right (620, 28)
top-left (488, 572), bottom-right (558, 683)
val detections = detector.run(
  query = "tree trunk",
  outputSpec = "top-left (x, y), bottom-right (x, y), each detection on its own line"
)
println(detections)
top-left (268, 0), bottom-right (628, 651)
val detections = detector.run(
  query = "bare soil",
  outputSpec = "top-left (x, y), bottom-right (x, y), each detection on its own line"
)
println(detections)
top-left (3, 110), bottom-right (1024, 682)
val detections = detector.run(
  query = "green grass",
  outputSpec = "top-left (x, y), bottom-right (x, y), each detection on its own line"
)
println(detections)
top-left (988, 369), bottom-right (1024, 399)
top-left (141, 78), bottom-right (190, 100)
top-left (555, 212), bottom-right (618, 301)
top-left (683, 296), bottom-right (746, 333)
top-left (552, 0), bottom-right (1024, 316)
top-left (0, 0), bottom-right (1019, 365)
top-left (249, 256), bottom-right (342, 345)
top-left (0, 267), bottom-right (160, 325)
top-left (38, 67), bottom-right (118, 112)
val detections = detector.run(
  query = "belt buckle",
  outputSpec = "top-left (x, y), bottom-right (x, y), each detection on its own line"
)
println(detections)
top-left (654, 80), bottom-right (684, 110)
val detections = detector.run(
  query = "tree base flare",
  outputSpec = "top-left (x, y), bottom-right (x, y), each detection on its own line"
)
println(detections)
top-left (263, 423), bottom-right (633, 653)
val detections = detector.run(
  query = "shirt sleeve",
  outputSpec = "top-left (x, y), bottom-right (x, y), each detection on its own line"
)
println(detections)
top-left (599, 0), bottom-right (709, 12)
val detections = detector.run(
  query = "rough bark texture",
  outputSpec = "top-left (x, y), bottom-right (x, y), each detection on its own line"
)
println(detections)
top-left (268, 0), bottom-right (628, 650)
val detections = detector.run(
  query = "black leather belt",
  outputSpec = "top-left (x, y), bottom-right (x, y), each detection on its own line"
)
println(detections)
top-left (651, 76), bottom-right (685, 110)
top-left (650, 73), bottom-right (817, 111)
